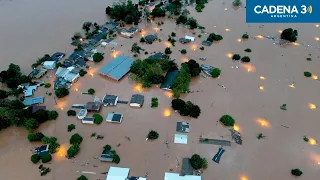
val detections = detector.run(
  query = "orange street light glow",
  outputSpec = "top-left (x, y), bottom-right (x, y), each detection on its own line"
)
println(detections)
top-left (309, 103), bottom-right (317, 110)
top-left (233, 124), bottom-right (240, 132)
top-left (315, 37), bottom-right (320, 41)
top-left (309, 138), bottom-right (317, 146)
top-left (191, 44), bottom-right (197, 51)
top-left (226, 53), bottom-right (233, 58)
top-left (182, 57), bottom-right (189, 62)
top-left (316, 24), bottom-right (319, 27)
top-left (240, 175), bottom-right (249, 180)
top-left (312, 75), bottom-right (318, 80)
top-left (164, 91), bottom-right (173, 98)
top-left (164, 41), bottom-right (172, 47)
top-left (75, 88), bottom-right (79, 92)
top-left (242, 63), bottom-right (256, 72)
top-left (224, 8), bottom-right (228, 11)
top-left (154, 27), bottom-right (159, 32)
top-left (278, 30), bottom-right (282, 33)
top-left (237, 38), bottom-right (242, 42)
top-left (288, 84), bottom-right (295, 88)
top-left (260, 76), bottom-right (265, 80)
top-left (256, 118), bottom-right (271, 128)
top-left (225, 28), bottom-right (230, 32)
top-left (292, 42), bottom-right (299, 46)
top-left (259, 86), bottom-right (264, 91)
top-left (256, 35), bottom-right (264, 39)
top-left (163, 109), bottom-right (171, 117)
top-left (134, 84), bottom-right (143, 93)
top-left (90, 72), bottom-right (94, 77)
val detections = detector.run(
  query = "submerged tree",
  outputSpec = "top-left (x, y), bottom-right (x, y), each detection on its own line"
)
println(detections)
top-left (281, 28), bottom-right (298, 42)
top-left (106, 0), bottom-right (142, 25)
top-left (131, 43), bottom-right (143, 54)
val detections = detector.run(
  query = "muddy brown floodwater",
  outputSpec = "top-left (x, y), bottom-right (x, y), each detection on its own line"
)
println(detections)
top-left (1, 0), bottom-right (320, 180)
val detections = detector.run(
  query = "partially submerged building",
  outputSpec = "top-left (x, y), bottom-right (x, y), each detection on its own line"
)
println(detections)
top-left (23, 96), bottom-right (44, 106)
top-left (55, 67), bottom-right (80, 88)
top-left (200, 64), bottom-right (214, 76)
top-left (119, 27), bottom-right (138, 38)
top-left (164, 173), bottom-right (201, 180)
top-left (201, 41), bottom-right (213, 47)
top-left (82, 117), bottom-right (95, 124)
top-left (31, 105), bottom-right (46, 113)
top-left (23, 85), bottom-right (38, 97)
top-left (99, 150), bottom-right (114, 162)
top-left (106, 166), bottom-right (130, 180)
top-left (160, 70), bottom-right (179, 90)
top-left (179, 38), bottom-right (192, 44)
top-left (43, 61), bottom-right (56, 70)
top-left (33, 144), bottom-right (49, 157)
top-left (29, 68), bottom-right (47, 79)
top-left (106, 113), bottom-right (123, 123)
top-left (99, 56), bottom-right (134, 81)
top-left (145, 34), bottom-right (157, 44)
top-left (85, 102), bottom-right (102, 112)
top-left (129, 94), bottom-right (144, 107)
top-left (174, 134), bottom-right (188, 144)
top-left (102, 94), bottom-right (118, 106)
top-left (181, 158), bottom-right (193, 175)
top-left (148, 52), bottom-right (166, 60)
top-left (77, 109), bottom-right (88, 119)
top-left (176, 122), bottom-right (190, 133)
top-left (50, 52), bottom-right (65, 61)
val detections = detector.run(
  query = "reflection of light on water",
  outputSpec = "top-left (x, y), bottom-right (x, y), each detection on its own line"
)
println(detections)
top-left (278, 30), bottom-right (282, 33)
top-left (310, 153), bottom-right (320, 165)
top-left (54, 144), bottom-right (68, 161)
top-left (237, 38), bottom-right (242, 42)
top-left (240, 175), bottom-right (249, 180)
top-left (315, 37), bottom-right (320, 41)
top-left (260, 76), bottom-right (265, 80)
top-left (111, 51), bottom-right (120, 58)
top-left (312, 75), bottom-right (318, 80)
top-left (309, 103), bottom-right (317, 110)
top-left (224, 8), bottom-right (228, 11)
top-left (164, 41), bottom-right (172, 47)
top-left (259, 86), bottom-right (264, 91)
top-left (288, 84), bottom-right (295, 88)
top-left (316, 24), bottom-right (319, 28)
top-left (233, 124), bottom-right (240, 132)
top-left (225, 28), bottom-right (230, 32)
top-left (256, 118), bottom-right (271, 128)
top-left (75, 88), bottom-right (79, 92)
top-left (153, 27), bottom-right (159, 32)
top-left (164, 91), bottom-right (173, 98)
top-left (191, 44), bottom-right (197, 51)
top-left (241, 63), bottom-right (256, 72)
top-left (182, 57), bottom-right (189, 62)
top-left (90, 72), bottom-right (94, 77)
top-left (309, 138), bottom-right (317, 146)
top-left (292, 42), bottom-right (299, 46)
top-left (134, 84), bottom-right (143, 93)
top-left (226, 53), bottom-right (233, 58)
top-left (256, 35), bottom-right (264, 39)
top-left (163, 109), bottom-right (171, 117)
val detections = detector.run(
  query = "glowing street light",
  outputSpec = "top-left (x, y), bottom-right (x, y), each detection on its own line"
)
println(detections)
top-left (225, 28), bottom-right (230, 32)
top-left (224, 8), bottom-right (228, 11)
top-left (260, 76), bottom-right (265, 80)
top-left (226, 53), bottom-right (233, 58)
top-left (256, 35), bottom-right (264, 39)
top-left (278, 30), bottom-right (282, 33)
top-left (237, 38), bottom-right (242, 42)
top-left (256, 118), bottom-right (271, 128)
top-left (309, 103), bottom-right (317, 110)
top-left (315, 37), bottom-right (320, 41)
top-left (316, 24), bottom-right (319, 28)
top-left (233, 124), bottom-right (240, 132)
top-left (163, 108), bottom-right (171, 117)
top-left (309, 138), bottom-right (317, 146)
top-left (292, 42), bottom-right (300, 46)
top-left (312, 75), bottom-right (318, 80)
top-left (288, 84), bottom-right (295, 88)
top-left (259, 86), bottom-right (264, 91)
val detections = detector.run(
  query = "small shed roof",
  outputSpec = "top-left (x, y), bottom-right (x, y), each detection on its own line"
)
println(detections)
top-left (86, 102), bottom-right (102, 111)
top-left (102, 94), bottom-right (118, 105)
top-left (23, 96), bottom-right (44, 106)
top-left (185, 35), bottom-right (195, 42)
top-left (106, 166), bottom-right (130, 180)
top-left (181, 158), bottom-right (193, 175)
top-left (99, 150), bottom-right (114, 162)
top-left (201, 41), bottom-right (213, 47)
top-left (130, 94), bottom-right (144, 105)
top-left (145, 34), bottom-right (157, 43)
top-left (99, 56), bottom-right (134, 81)
top-left (174, 134), bottom-right (188, 144)
top-left (78, 109), bottom-right (87, 117)
top-left (148, 52), bottom-right (166, 60)
top-left (43, 61), bottom-right (56, 66)
top-left (176, 122), bottom-right (190, 133)
top-left (160, 70), bottom-right (179, 90)
top-left (50, 52), bottom-right (65, 61)
top-left (106, 113), bottom-right (123, 123)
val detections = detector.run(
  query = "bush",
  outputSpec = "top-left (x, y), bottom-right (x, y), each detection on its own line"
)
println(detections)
top-left (147, 130), bottom-right (159, 140)
top-left (210, 68), bottom-right (221, 78)
top-left (232, 54), bottom-right (241, 60)
top-left (67, 144), bottom-right (80, 158)
top-left (151, 97), bottom-right (158, 108)
top-left (207, 33), bottom-right (223, 42)
top-left (55, 88), bottom-right (69, 98)
top-left (70, 133), bottom-right (83, 145)
top-left (176, 15), bottom-right (188, 24)
top-left (281, 28), bottom-right (298, 42)
top-left (220, 115), bottom-right (235, 126)
top-left (104, 144), bottom-right (111, 151)
top-left (0, 90), bottom-right (8, 99)
top-left (67, 110), bottom-right (76, 116)
top-left (24, 118), bottom-right (39, 131)
top-left (186, 18), bottom-right (198, 29)
top-left (241, 56), bottom-right (251, 63)
top-left (306, 57), bottom-right (312, 61)
top-left (93, 53), bottom-right (104, 62)
top-left (291, 169), bottom-right (303, 176)
top-left (140, 37), bottom-right (146, 43)
top-left (31, 154), bottom-right (41, 164)
top-left (68, 124), bottom-right (76, 132)
top-left (280, 104), bottom-right (287, 110)
top-left (189, 104), bottom-right (201, 118)
top-left (48, 110), bottom-right (59, 120)
top-left (303, 136), bottom-right (309, 142)
top-left (178, 101), bottom-right (201, 118)
top-left (77, 175), bottom-right (88, 180)
top-left (44, 83), bottom-right (51, 88)
top-left (200, 46), bottom-right (204, 50)
top-left (242, 33), bottom-right (249, 39)
top-left (79, 69), bottom-right (87, 77)
top-left (233, 0), bottom-right (241, 6)
top-left (88, 88), bottom-right (95, 95)
top-left (182, 59), bottom-right (201, 77)
top-left (171, 99), bottom-right (186, 111)
top-left (93, 114), bottom-right (103, 124)
top-left (41, 153), bottom-right (52, 163)
top-left (180, 49), bottom-right (187, 54)
top-left (112, 153), bottom-right (120, 164)
top-left (190, 154), bottom-right (207, 170)
top-left (165, 47), bottom-right (172, 55)
top-left (28, 132), bottom-right (45, 141)
top-left (244, 48), bottom-right (252, 52)
top-left (304, 71), bottom-right (312, 77)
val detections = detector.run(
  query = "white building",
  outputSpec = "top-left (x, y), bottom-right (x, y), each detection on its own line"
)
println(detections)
top-left (43, 61), bottom-right (56, 69)
top-left (82, 117), bottom-right (95, 124)
top-left (77, 109), bottom-right (87, 119)
top-left (185, 35), bottom-right (195, 42)
top-left (164, 173), bottom-right (201, 180)
top-left (106, 167), bottom-right (130, 180)
top-left (55, 67), bottom-right (80, 83)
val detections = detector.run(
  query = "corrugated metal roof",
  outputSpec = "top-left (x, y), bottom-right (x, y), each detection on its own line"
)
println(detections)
top-left (160, 70), bottom-right (179, 90)
top-left (107, 166), bottom-right (130, 180)
top-left (23, 96), bottom-right (44, 106)
top-left (99, 56), bottom-right (134, 81)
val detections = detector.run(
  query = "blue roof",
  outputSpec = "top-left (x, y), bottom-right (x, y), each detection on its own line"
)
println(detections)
top-left (23, 96), bottom-right (44, 106)
top-left (160, 70), bottom-right (179, 90)
top-left (99, 56), bottom-right (134, 81)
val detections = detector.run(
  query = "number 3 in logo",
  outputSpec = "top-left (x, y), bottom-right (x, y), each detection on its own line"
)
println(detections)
top-left (301, 5), bottom-right (307, 14)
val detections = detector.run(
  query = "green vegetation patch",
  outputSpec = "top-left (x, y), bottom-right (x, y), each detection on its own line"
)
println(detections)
top-left (220, 115), bottom-right (235, 126)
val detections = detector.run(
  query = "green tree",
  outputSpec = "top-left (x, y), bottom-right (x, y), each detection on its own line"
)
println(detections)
top-left (210, 68), bottom-right (221, 78)
top-left (8, 100), bottom-right (25, 109)
top-left (207, 33), bottom-right (223, 42)
top-left (93, 114), bottom-right (103, 124)
top-left (220, 115), bottom-right (235, 126)
top-left (41, 154), bottom-right (52, 163)
top-left (67, 110), bottom-right (76, 116)
top-left (291, 169), bottom-right (303, 176)
top-left (171, 99), bottom-right (186, 111)
top-left (107, 0), bottom-right (142, 25)
top-left (67, 144), bottom-right (80, 158)
top-left (88, 88), bottom-right (95, 95)
top-left (232, 0), bottom-right (241, 6)
top-left (242, 33), bottom-right (249, 39)
top-left (31, 154), bottom-right (41, 164)
top-left (44, 83), bottom-right (51, 88)
top-left (151, 97), bottom-right (158, 108)
top-left (0, 90), bottom-right (8, 99)
top-left (48, 110), bottom-right (59, 120)
top-left (140, 37), bottom-right (146, 43)
top-left (165, 47), bottom-right (172, 54)
top-left (24, 118), bottom-right (39, 131)
top-left (244, 48), bottom-right (252, 52)
top-left (79, 69), bottom-right (87, 77)
top-left (186, 18), bottom-right (198, 29)
top-left (151, 6), bottom-right (166, 17)
top-left (241, 56), bottom-right (251, 63)
top-left (190, 154), bottom-right (204, 170)
top-left (232, 54), bottom-right (241, 60)
top-left (182, 59), bottom-right (201, 77)
top-left (68, 124), bottom-right (76, 132)
top-left (147, 130), bottom-right (159, 140)
top-left (104, 144), bottom-right (112, 151)
top-left (112, 153), bottom-right (120, 164)
top-left (82, 22), bottom-right (92, 32)
top-left (34, 109), bottom-right (49, 123)
top-left (171, 66), bottom-right (191, 98)
top-left (190, 104), bottom-right (201, 118)
top-left (55, 88), bottom-right (69, 98)
top-left (180, 49), bottom-right (187, 54)
top-left (304, 71), bottom-right (312, 77)
top-left (41, 136), bottom-right (50, 144)
top-left (93, 53), bottom-right (104, 62)
top-left (281, 28), bottom-right (298, 42)
top-left (176, 15), bottom-right (188, 24)
top-left (28, 132), bottom-right (45, 141)
top-left (77, 175), bottom-right (88, 180)
top-left (70, 133), bottom-right (83, 145)
top-left (131, 43), bottom-right (143, 54)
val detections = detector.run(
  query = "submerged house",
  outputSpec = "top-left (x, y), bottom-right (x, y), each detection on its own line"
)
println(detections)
top-left (129, 94), bottom-right (144, 107)
top-left (33, 144), bottom-right (49, 157)
top-left (23, 96), bottom-right (44, 106)
top-left (200, 64), bottom-right (214, 76)
top-left (31, 105), bottom-right (46, 113)
top-left (99, 150), bottom-right (114, 162)
top-left (102, 94), bottom-right (118, 106)
top-left (179, 38), bottom-right (191, 44)
top-left (85, 102), bottom-right (102, 112)
top-left (181, 158), bottom-right (193, 175)
top-left (99, 56), bottom-right (134, 81)
top-left (145, 34), bottom-right (157, 44)
top-left (160, 70), bottom-right (179, 90)
top-left (119, 27), bottom-right (138, 38)
top-left (106, 113), bottom-right (123, 123)
top-left (55, 67), bottom-right (80, 84)
top-left (106, 166), bottom-right (130, 180)
top-left (50, 52), bottom-right (66, 61)
top-left (201, 41), bottom-right (213, 47)
top-left (176, 122), bottom-right (190, 133)
top-left (77, 109), bottom-right (88, 119)
top-left (82, 117), bottom-right (95, 124)
top-left (164, 172), bottom-right (201, 180)
top-left (148, 52), bottom-right (166, 60)
top-left (43, 61), bottom-right (56, 70)
top-left (29, 68), bottom-right (47, 79)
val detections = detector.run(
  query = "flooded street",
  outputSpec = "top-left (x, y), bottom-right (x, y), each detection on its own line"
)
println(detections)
top-left (1, 0), bottom-right (320, 180)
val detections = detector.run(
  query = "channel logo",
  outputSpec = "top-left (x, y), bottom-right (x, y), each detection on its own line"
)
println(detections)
top-left (246, 0), bottom-right (320, 23)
